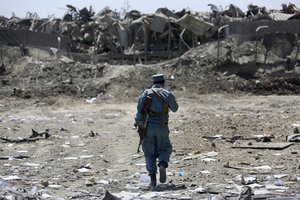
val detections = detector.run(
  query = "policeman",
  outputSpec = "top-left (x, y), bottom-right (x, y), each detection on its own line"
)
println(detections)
top-left (135, 74), bottom-right (179, 189)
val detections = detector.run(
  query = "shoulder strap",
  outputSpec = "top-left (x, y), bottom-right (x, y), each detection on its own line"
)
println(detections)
top-left (151, 88), bottom-right (164, 100)
top-left (151, 88), bottom-right (169, 127)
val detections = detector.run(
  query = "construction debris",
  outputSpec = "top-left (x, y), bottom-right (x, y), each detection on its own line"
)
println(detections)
top-left (0, 3), bottom-right (299, 57)
top-left (232, 142), bottom-right (293, 150)
top-left (0, 129), bottom-right (50, 143)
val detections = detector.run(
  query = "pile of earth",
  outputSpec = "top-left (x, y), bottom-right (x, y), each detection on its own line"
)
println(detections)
top-left (0, 36), bottom-right (300, 100)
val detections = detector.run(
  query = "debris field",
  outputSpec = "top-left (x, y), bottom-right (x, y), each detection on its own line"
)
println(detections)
top-left (0, 2), bottom-right (300, 200)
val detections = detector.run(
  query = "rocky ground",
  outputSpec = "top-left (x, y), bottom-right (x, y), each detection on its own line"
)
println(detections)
top-left (0, 36), bottom-right (300, 199)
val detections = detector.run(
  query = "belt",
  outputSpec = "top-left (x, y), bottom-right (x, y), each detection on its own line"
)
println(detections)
top-left (148, 111), bottom-right (162, 116)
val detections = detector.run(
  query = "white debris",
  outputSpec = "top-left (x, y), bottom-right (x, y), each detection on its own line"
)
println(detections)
top-left (0, 180), bottom-right (11, 189)
top-left (201, 158), bottom-right (216, 162)
top-left (265, 184), bottom-right (289, 190)
top-left (161, 193), bottom-right (191, 199)
top-left (112, 191), bottom-right (140, 199)
top-left (125, 184), bottom-right (140, 190)
top-left (200, 170), bottom-right (210, 175)
top-left (138, 174), bottom-right (150, 183)
top-left (60, 56), bottom-right (75, 64)
top-left (48, 184), bottom-right (63, 189)
top-left (78, 168), bottom-right (90, 172)
top-left (96, 179), bottom-right (110, 185)
top-left (23, 162), bottom-right (40, 167)
top-left (253, 165), bottom-right (272, 170)
top-left (291, 124), bottom-right (300, 128)
top-left (63, 157), bottom-right (79, 160)
top-left (135, 163), bottom-right (146, 166)
top-left (274, 174), bottom-right (288, 179)
top-left (85, 97), bottom-right (97, 103)
top-left (241, 176), bottom-right (257, 185)
top-left (131, 173), bottom-right (140, 178)
top-left (17, 150), bottom-right (28, 153)
top-left (2, 175), bottom-right (21, 180)
top-left (247, 183), bottom-right (264, 188)
top-left (167, 172), bottom-right (174, 176)
top-left (80, 155), bottom-right (94, 159)
top-left (65, 114), bottom-right (75, 118)
top-left (140, 192), bottom-right (160, 198)
top-left (191, 186), bottom-right (205, 193)
top-left (41, 193), bottom-right (53, 198)
top-left (182, 151), bottom-right (218, 161)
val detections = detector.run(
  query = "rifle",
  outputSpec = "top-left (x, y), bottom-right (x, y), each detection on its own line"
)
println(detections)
top-left (137, 95), bottom-right (152, 153)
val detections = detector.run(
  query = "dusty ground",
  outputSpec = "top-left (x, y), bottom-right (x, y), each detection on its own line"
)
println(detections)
top-left (1, 37), bottom-right (300, 199)
top-left (0, 93), bottom-right (300, 199)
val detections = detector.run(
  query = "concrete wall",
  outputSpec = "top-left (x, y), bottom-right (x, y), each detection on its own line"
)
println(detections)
top-left (0, 28), bottom-right (70, 51)
top-left (228, 20), bottom-right (300, 36)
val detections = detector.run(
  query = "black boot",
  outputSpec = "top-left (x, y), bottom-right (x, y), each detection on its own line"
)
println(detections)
top-left (149, 174), bottom-right (157, 190)
top-left (159, 161), bottom-right (167, 183)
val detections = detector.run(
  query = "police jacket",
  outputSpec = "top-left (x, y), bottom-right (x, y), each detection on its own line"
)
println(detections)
top-left (135, 84), bottom-right (179, 127)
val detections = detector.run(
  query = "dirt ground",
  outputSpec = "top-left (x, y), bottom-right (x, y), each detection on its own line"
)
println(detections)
top-left (0, 93), bottom-right (300, 199)
top-left (0, 37), bottom-right (300, 199)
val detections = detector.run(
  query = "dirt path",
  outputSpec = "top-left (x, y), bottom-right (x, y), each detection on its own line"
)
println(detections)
top-left (0, 94), bottom-right (300, 199)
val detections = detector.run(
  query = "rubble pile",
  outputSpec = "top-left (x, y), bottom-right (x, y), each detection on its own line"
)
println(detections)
top-left (164, 37), bottom-right (300, 95)
top-left (0, 3), bottom-right (299, 99)
top-left (0, 3), bottom-right (299, 56)
top-left (0, 31), bottom-right (300, 99)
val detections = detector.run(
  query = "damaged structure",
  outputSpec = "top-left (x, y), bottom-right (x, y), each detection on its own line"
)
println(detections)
top-left (0, 3), bottom-right (300, 63)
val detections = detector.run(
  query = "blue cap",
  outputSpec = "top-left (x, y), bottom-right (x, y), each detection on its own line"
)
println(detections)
top-left (152, 74), bottom-right (165, 82)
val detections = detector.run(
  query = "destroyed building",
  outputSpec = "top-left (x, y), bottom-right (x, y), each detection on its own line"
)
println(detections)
top-left (0, 3), bottom-right (299, 64)
top-left (1, 4), bottom-right (300, 199)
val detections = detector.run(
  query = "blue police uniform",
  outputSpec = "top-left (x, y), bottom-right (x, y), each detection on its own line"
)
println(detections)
top-left (135, 74), bottom-right (179, 179)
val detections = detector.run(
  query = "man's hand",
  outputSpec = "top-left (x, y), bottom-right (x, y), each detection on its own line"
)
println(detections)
top-left (134, 121), bottom-right (143, 128)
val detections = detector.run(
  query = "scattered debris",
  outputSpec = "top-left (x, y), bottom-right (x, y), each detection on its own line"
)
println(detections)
top-left (103, 191), bottom-right (121, 200)
top-left (232, 142), bottom-right (293, 150)
top-left (0, 155), bottom-right (30, 160)
top-left (152, 184), bottom-right (187, 192)
top-left (203, 134), bottom-right (274, 143)
top-left (0, 129), bottom-right (50, 143)
top-left (286, 133), bottom-right (300, 142)
top-left (237, 186), bottom-right (252, 200)
top-left (240, 176), bottom-right (257, 185)
top-left (182, 151), bottom-right (218, 161)
top-left (89, 130), bottom-right (98, 137)
top-left (224, 162), bottom-right (272, 171)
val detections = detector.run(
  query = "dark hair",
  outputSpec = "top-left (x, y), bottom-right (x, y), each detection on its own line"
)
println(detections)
top-left (153, 80), bottom-right (165, 85)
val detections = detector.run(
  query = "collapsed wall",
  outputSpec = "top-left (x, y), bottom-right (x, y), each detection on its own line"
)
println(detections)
top-left (229, 20), bottom-right (300, 36)
top-left (228, 20), bottom-right (300, 59)
top-left (0, 28), bottom-right (70, 51)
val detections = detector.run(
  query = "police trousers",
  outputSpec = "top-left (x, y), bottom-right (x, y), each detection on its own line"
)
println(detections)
top-left (142, 125), bottom-right (172, 175)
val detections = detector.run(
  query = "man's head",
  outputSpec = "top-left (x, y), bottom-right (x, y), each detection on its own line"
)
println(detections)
top-left (152, 74), bottom-right (165, 86)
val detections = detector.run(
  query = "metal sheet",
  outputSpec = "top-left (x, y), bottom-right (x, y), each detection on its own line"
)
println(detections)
top-left (269, 12), bottom-right (293, 21)
top-left (176, 14), bottom-right (213, 36)
top-left (150, 13), bottom-right (168, 33)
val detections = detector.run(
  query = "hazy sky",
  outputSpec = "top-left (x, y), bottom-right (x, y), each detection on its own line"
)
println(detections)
top-left (1, 0), bottom-right (291, 18)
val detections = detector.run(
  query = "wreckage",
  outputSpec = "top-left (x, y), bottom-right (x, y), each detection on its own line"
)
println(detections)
top-left (0, 3), bottom-right (300, 63)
